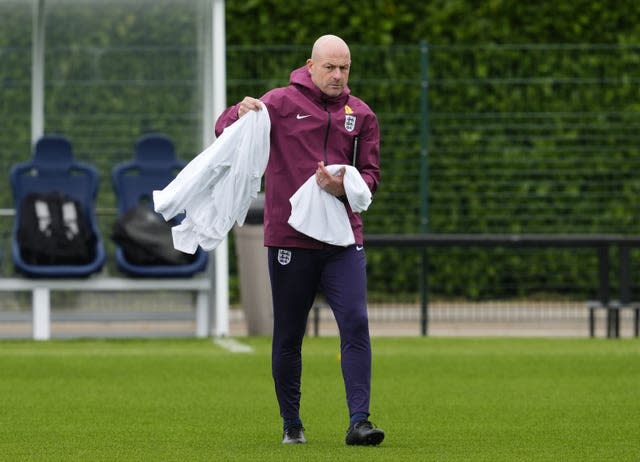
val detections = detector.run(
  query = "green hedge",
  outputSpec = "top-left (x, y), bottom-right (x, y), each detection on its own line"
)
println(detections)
top-left (2, 0), bottom-right (640, 301)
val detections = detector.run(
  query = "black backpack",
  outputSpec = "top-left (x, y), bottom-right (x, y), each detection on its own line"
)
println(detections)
top-left (17, 191), bottom-right (97, 265)
top-left (111, 204), bottom-right (196, 266)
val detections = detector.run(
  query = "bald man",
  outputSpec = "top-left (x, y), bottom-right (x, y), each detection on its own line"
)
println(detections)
top-left (215, 35), bottom-right (384, 446)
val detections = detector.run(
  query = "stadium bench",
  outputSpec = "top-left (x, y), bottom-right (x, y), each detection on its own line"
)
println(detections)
top-left (0, 276), bottom-right (212, 340)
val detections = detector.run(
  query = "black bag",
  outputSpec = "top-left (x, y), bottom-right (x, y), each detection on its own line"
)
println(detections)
top-left (17, 191), bottom-right (97, 265)
top-left (112, 204), bottom-right (196, 265)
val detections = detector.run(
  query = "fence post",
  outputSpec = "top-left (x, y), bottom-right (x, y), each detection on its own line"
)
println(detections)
top-left (419, 41), bottom-right (430, 336)
top-left (618, 245), bottom-right (631, 304)
top-left (597, 245), bottom-right (610, 306)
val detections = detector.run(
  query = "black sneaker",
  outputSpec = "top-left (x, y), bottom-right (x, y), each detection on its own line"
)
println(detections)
top-left (282, 425), bottom-right (306, 444)
top-left (345, 420), bottom-right (385, 446)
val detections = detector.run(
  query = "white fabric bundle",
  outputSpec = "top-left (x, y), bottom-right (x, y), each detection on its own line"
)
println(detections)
top-left (153, 105), bottom-right (270, 252)
top-left (288, 164), bottom-right (371, 247)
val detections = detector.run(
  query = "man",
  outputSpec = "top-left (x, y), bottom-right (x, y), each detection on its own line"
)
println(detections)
top-left (215, 34), bottom-right (384, 446)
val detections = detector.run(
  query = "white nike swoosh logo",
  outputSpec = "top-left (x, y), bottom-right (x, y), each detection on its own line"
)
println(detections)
top-left (296, 114), bottom-right (311, 119)
top-left (356, 245), bottom-right (364, 251)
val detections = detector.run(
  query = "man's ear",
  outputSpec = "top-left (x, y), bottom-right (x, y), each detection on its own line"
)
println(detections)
top-left (305, 58), bottom-right (313, 73)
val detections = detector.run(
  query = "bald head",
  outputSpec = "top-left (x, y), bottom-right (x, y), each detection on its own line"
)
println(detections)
top-left (307, 35), bottom-right (351, 97)
top-left (311, 35), bottom-right (351, 61)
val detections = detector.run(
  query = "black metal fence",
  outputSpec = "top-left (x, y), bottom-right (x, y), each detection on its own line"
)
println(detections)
top-left (2, 5), bottom-right (640, 337)
top-left (364, 233), bottom-right (640, 337)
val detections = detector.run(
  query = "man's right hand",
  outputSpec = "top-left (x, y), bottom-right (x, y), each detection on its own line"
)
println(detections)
top-left (237, 96), bottom-right (262, 118)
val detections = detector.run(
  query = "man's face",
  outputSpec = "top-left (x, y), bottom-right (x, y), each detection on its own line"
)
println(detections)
top-left (308, 55), bottom-right (351, 98)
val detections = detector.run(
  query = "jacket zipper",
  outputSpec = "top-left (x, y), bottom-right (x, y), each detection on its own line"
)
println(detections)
top-left (322, 107), bottom-right (331, 164)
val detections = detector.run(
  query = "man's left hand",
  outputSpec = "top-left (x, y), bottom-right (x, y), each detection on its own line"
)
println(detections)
top-left (316, 161), bottom-right (346, 197)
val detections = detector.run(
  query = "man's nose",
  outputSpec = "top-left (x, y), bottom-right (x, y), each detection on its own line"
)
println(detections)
top-left (331, 68), bottom-right (345, 79)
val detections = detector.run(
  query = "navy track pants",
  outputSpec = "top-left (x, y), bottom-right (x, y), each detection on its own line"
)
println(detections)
top-left (268, 245), bottom-right (371, 422)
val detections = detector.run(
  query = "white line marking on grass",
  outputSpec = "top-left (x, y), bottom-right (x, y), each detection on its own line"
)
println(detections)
top-left (214, 337), bottom-right (254, 353)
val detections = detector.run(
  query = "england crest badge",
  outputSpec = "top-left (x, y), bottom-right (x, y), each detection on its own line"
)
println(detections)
top-left (277, 249), bottom-right (292, 265)
top-left (345, 115), bottom-right (356, 132)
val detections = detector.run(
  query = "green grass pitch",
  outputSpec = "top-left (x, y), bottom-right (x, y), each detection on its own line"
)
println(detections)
top-left (1, 336), bottom-right (638, 461)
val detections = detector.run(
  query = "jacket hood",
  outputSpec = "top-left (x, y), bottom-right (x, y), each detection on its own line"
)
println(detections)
top-left (289, 66), bottom-right (351, 107)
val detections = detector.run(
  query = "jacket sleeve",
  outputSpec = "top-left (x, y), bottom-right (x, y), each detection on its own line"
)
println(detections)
top-left (355, 112), bottom-right (381, 195)
top-left (214, 103), bottom-right (241, 137)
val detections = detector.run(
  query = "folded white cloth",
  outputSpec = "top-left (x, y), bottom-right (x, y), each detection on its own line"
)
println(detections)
top-left (288, 164), bottom-right (371, 246)
top-left (153, 104), bottom-right (270, 253)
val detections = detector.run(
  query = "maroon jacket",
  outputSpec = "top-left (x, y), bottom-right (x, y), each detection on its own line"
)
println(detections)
top-left (215, 66), bottom-right (380, 248)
